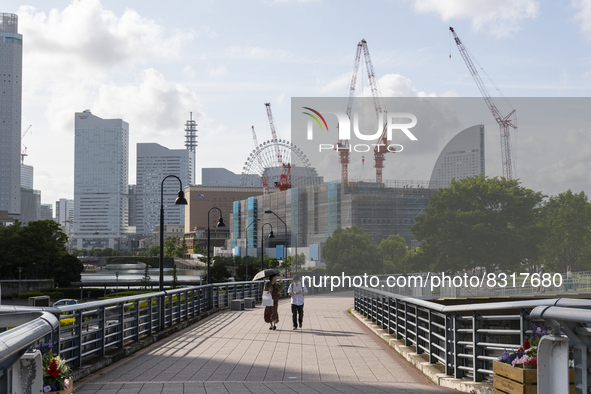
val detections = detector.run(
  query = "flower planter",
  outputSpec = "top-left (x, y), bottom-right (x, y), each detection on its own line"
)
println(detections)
top-left (47, 379), bottom-right (73, 394)
top-left (493, 361), bottom-right (578, 394)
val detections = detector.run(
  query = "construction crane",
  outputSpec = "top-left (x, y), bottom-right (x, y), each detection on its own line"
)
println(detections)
top-left (251, 125), bottom-right (269, 192)
top-left (342, 39), bottom-right (392, 183)
top-left (21, 124), bottom-right (32, 164)
top-left (264, 103), bottom-right (291, 191)
top-left (449, 26), bottom-right (516, 180)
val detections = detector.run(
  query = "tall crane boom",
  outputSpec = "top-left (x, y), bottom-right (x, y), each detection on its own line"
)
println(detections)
top-left (449, 26), bottom-right (516, 180)
top-left (252, 125), bottom-right (269, 192)
top-left (21, 124), bottom-right (32, 164)
top-left (264, 103), bottom-right (282, 164)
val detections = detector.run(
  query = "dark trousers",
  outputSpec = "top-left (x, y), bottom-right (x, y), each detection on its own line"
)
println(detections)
top-left (291, 304), bottom-right (304, 326)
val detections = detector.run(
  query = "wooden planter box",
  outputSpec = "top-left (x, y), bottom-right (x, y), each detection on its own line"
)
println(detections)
top-left (493, 361), bottom-right (578, 394)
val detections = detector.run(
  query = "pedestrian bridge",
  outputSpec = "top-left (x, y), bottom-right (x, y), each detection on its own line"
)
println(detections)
top-left (1, 283), bottom-right (449, 394)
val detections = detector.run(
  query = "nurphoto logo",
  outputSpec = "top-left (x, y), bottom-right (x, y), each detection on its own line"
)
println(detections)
top-left (301, 106), bottom-right (418, 153)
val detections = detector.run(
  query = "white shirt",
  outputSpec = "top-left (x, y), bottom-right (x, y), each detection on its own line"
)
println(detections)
top-left (288, 281), bottom-right (307, 306)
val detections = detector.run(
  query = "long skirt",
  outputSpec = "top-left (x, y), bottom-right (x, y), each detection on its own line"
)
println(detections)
top-left (264, 290), bottom-right (280, 323)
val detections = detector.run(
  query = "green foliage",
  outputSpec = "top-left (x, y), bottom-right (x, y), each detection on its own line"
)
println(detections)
top-left (171, 264), bottom-right (179, 288)
top-left (286, 253), bottom-right (305, 271)
top-left (0, 220), bottom-right (83, 286)
top-left (323, 226), bottom-right (379, 275)
top-left (203, 260), bottom-right (231, 283)
top-left (411, 176), bottom-right (544, 273)
top-left (140, 263), bottom-right (152, 289)
top-left (192, 239), bottom-right (202, 254)
top-left (178, 237), bottom-right (188, 257)
top-left (378, 235), bottom-right (409, 274)
top-left (539, 190), bottom-right (591, 272)
top-left (108, 256), bottom-right (173, 267)
top-left (147, 245), bottom-right (160, 257)
top-left (164, 236), bottom-right (178, 258)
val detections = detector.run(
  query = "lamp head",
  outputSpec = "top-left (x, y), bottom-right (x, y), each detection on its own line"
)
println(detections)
top-left (264, 210), bottom-right (273, 214)
top-left (175, 190), bottom-right (188, 205)
top-left (217, 217), bottom-right (226, 228)
top-left (269, 230), bottom-right (275, 239)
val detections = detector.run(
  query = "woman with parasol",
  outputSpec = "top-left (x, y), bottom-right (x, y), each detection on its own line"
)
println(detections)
top-left (256, 269), bottom-right (284, 330)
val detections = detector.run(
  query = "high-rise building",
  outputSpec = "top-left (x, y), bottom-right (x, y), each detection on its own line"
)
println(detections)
top-left (73, 110), bottom-right (129, 249)
top-left (20, 163), bottom-right (33, 189)
top-left (429, 125), bottom-right (485, 188)
top-left (136, 143), bottom-right (193, 237)
top-left (0, 13), bottom-right (22, 220)
top-left (39, 203), bottom-right (53, 220)
top-left (128, 184), bottom-right (137, 229)
top-left (20, 187), bottom-right (40, 225)
top-left (55, 198), bottom-right (74, 226)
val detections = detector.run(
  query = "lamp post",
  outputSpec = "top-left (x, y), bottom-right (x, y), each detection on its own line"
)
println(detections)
top-left (261, 223), bottom-right (275, 271)
top-left (115, 271), bottom-right (119, 297)
top-left (159, 175), bottom-right (187, 330)
top-left (264, 210), bottom-right (288, 278)
top-left (17, 267), bottom-right (22, 297)
top-left (245, 218), bottom-right (260, 281)
top-left (206, 207), bottom-right (226, 284)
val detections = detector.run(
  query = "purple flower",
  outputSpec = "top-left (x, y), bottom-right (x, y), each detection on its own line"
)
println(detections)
top-left (48, 340), bottom-right (53, 349)
top-left (53, 384), bottom-right (58, 390)
top-left (498, 351), bottom-right (509, 361)
top-left (43, 385), bottom-right (52, 393)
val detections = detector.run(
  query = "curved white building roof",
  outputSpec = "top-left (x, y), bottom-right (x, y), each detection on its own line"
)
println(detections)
top-left (429, 125), bottom-right (485, 188)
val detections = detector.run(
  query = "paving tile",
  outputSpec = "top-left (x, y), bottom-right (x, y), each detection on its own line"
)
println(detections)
top-left (76, 292), bottom-right (452, 394)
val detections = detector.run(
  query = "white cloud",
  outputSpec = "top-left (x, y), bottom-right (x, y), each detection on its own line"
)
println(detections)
top-left (209, 65), bottom-right (228, 78)
top-left (573, 0), bottom-right (591, 40)
top-left (411, 0), bottom-right (540, 37)
top-left (221, 46), bottom-right (293, 61)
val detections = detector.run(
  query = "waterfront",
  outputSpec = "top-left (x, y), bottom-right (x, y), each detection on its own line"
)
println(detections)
top-left (81, 267), bottom-right (204, 284)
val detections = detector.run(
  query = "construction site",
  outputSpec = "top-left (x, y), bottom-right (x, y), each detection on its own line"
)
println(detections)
top-left (226, 28), bottom-right (517, 266)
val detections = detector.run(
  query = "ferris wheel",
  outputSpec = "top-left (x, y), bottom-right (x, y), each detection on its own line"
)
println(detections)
top-left (240, 138), bottom-right (316, 190)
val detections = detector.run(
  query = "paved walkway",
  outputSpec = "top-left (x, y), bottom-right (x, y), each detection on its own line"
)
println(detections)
top-left (75, 292), bottom-right (454, 394)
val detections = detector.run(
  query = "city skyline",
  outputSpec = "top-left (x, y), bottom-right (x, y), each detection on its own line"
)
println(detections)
top-left (2, 1), bottom-right (591, 207)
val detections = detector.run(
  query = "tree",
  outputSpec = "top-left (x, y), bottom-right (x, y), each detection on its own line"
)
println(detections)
top-left (322, 226), bottom-right (379, 275)
top-left (177, 237), bottom-right (188, 258)
top-left (192, 239), bottom-right (202, 254)
top-left (539, 190), bottom-right (591, 272)
top-left (164, 236), bottom-right (178, 258)
top-left (378, 235), bottom-right (408, 274)
top-left (203, 260), bottom-right (231, 283)
top-left (286, 253), bottom-right (305, 271)
top-left (140, 263), bottom-right (152, 289)
top-left (147, 245), bottom-right (159, 257)
top-left (171, 264), bottom-right (179, 288)
top-left (411, 176), bottom-right (544, 273)
top-left (0, 220), bottom-right (83, 286)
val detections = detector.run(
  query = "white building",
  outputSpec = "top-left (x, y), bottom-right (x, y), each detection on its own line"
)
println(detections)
top-left (0, 14), bottom-right (22, 220)
top-left (136, 143), bottom-right (193, 237)
top-left (73, 110), bottom-right (129, 249)
top-left (20, 164), bottom-right (33, 189)
top-left (429, 125), bottom-right (485, 188)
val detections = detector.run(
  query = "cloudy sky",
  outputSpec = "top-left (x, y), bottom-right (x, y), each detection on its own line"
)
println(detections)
top-left (3, 0), bottom-right (591, 206)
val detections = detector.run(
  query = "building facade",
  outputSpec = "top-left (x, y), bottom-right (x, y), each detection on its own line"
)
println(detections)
top-left (230, 181), bottom-right (440, 264)
top-left (429, 125), bottom-right (485, 188)
top-left (135, 143), bottom-right (193, 237)
top-left (19, 187), bottom-right (40, 225)
top-left (55, 198), bottom-right (74, 226)
top-left (73, 110), bottom-right (129, 249)
top-left (0, 13), bottom-right (22, 219)
top-left (20, 164), bottom-right (33, 189)
top-left (39, 203), bottom-right (53, 220)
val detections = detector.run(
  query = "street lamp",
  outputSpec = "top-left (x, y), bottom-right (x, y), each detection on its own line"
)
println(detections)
top-left (159, 175), bottom-right (188, 292)
top-left (265, 210), bottom-right (288, 278)
top-left (206, 207), bottom-right (226, 284)
top-left (159, 175), bottom-right (187, 330)
top-left (261, 223), bottom-right (275, 271)
top-left (17, 267), bottom-right (22, 297)
top-left (244, 218), bottom-right (260, 281)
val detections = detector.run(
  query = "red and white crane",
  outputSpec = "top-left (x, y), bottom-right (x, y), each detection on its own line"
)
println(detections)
top-left (449, 26), bottom-right (516, 180)
top-left (342, 39), bottom-right (391, 183)
top-left (265, 103), bottom-right (291, 191)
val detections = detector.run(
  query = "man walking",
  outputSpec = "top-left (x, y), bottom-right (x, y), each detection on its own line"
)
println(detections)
top-left (288, 275), bottom-right (307, 330)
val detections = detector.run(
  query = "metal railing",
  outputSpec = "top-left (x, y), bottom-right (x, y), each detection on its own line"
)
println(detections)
top-left (354, 286), bottom-right (591, 383)
top-left (0, 280), bottom-right (292, 372)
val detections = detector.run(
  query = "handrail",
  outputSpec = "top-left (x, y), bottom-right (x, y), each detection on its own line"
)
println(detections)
top-left (354, 286), bottom-right (591, 384)
top-left (0, 311), bottom-right (59, 370)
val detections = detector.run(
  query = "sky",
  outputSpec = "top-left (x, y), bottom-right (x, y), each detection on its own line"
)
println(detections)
top-left (3, 0), bottom-right (591, 206)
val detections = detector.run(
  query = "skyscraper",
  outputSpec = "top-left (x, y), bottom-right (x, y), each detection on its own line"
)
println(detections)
top-left (184, 113), bottom-right (197, 185)
top-left (429, 125), bottom-right (485, 188)
top-left (136, 143), bottom-right (192, 237)
top-left (0, 13), bottom-right (22, 219)
top-left (73, 110), bottom-right (129, 249)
